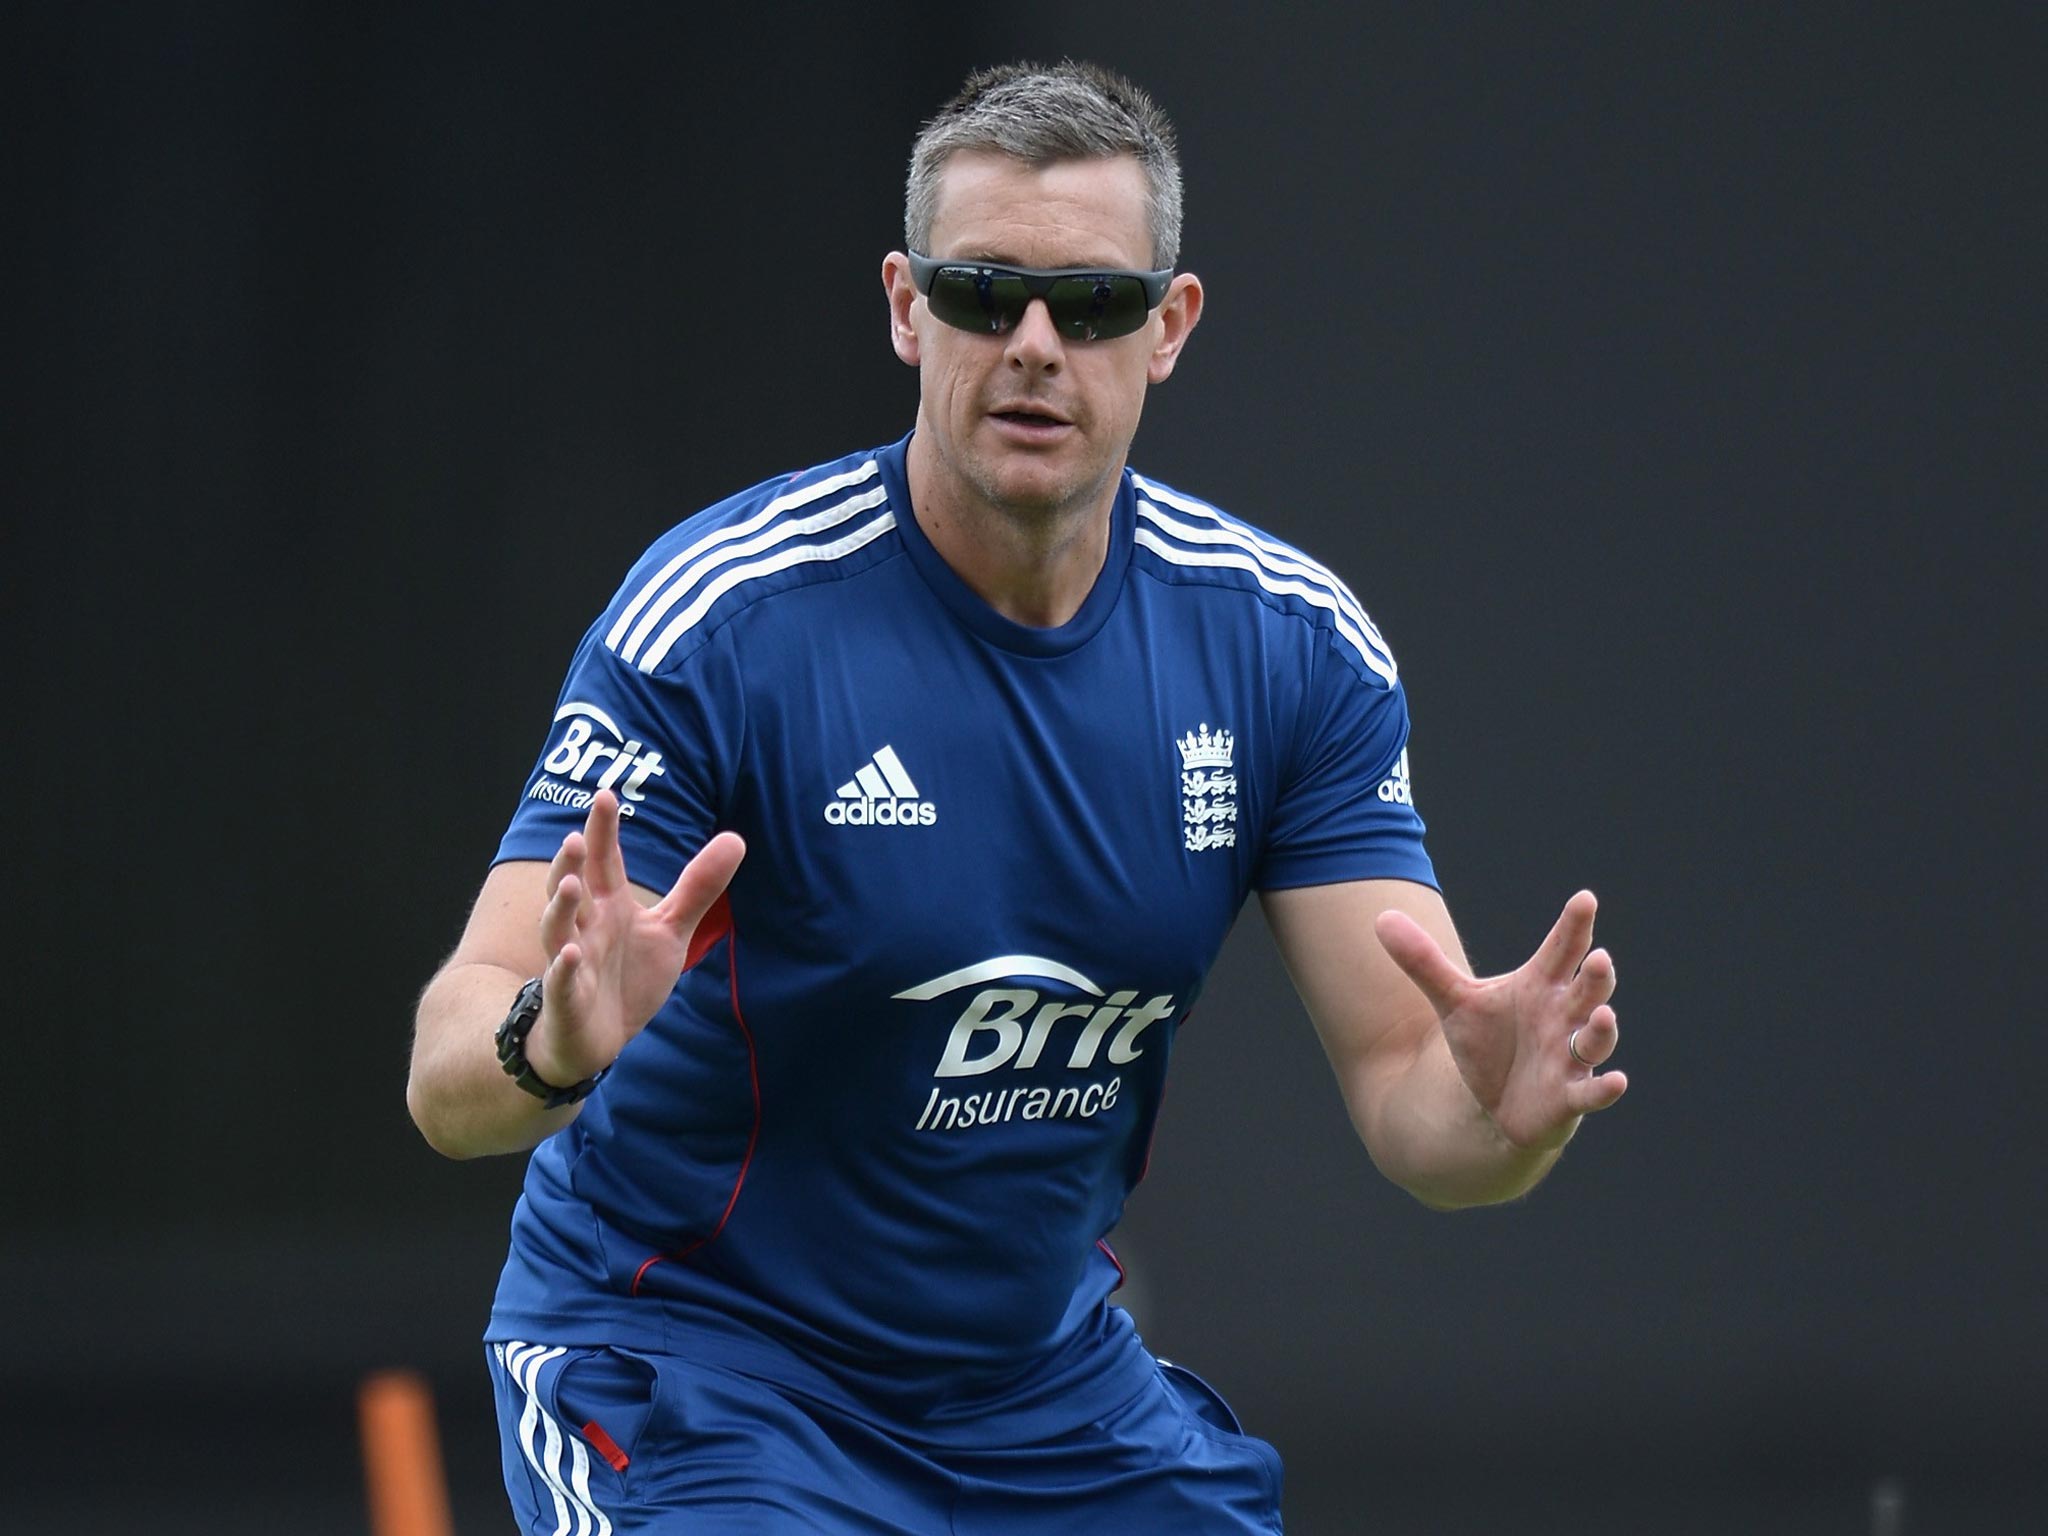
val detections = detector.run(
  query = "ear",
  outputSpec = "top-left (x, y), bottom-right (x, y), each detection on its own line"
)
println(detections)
top-left (1146, 272), bottom-right (1204, 385)
top-left (883, 252), bottom-right (921, 366)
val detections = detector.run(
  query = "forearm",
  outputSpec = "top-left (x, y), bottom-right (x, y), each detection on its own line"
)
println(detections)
top-left (407, 961), bottom-right (582, 1160)
top-left (1352, 1029), bottom-right (1568, 1210)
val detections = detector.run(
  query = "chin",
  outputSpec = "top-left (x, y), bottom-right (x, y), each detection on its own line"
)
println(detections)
top-left (981, 451), bottom-right (1109, 515)
top-left (991, 474), bottom-right (1088, 517)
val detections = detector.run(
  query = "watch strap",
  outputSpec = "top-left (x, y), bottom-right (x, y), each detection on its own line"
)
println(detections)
top-left (493, 977), bottom-right (605, 1109)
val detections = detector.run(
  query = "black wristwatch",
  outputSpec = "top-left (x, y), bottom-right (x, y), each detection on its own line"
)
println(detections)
top-left (494, 977), bottom-right (605, 1109)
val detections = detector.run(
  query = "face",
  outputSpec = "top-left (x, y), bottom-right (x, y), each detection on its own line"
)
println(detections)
top-left (885, 151), bottom-right (1202, 524)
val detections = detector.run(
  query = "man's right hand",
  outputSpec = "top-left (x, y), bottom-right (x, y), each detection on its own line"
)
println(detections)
top-left (527, 789), bottom-right (747, 1088)
top-left (408, 791), bottom-right (745, 1159)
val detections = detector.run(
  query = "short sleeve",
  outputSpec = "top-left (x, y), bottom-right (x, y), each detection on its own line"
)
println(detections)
top-left (1254, 629), bottom-right (1437, 892)
top-left (493, 621), bottom-right (742, 893)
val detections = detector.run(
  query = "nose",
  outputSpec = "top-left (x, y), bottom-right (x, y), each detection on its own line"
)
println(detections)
top-left (1003, 297), bottom-right (1063, 375)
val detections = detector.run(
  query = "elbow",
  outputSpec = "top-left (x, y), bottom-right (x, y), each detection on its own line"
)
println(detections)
top-left (406, 1063), bottom-right (559, 1161)
top-left (406, 1073), bottom-right (481, 1161)
top-left (1404, 1183), bottom-right (1493, 1213)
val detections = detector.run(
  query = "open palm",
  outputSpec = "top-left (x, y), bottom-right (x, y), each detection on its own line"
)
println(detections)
top-left (527, 789), bottom-right (746, 1088)
top-left (1375, 890), bottom-right (1625, 1151)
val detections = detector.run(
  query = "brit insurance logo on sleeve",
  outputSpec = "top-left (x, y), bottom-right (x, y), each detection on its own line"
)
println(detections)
top-left (528, 702), bottom-right (668, 817)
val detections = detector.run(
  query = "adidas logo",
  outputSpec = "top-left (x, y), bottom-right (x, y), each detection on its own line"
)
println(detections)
top-left (1376, 747), bottom-right (1414, 806)
top-left (824, 745), bottom-right (938, 827)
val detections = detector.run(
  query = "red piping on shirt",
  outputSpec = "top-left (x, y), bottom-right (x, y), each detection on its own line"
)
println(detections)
top-left (1096, 1238), bottom-right (1127, 1293)
top-left (684, 893), bottom-right (732, 971)
top-left (631, 921), bottom-right (760, 1296)
top-left (1100, 1017), bottom-right (1179, 1296)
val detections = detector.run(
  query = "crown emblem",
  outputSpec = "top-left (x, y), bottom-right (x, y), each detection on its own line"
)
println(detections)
top-left (1177, 723), bottom-right (1234, 770)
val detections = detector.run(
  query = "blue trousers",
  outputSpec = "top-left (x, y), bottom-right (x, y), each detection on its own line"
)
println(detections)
top-left (489, 1339), bottom-right (1284, 1533)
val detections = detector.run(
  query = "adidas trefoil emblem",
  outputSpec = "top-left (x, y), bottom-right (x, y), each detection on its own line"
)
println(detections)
top-left (1178, 723), bottom-right (1237, 852)
top-left (825, 744), bottom-right (938, 827)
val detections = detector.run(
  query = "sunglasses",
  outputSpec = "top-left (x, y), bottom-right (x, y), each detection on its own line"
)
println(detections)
top-left (907, 252), bottom-right (1174, 342)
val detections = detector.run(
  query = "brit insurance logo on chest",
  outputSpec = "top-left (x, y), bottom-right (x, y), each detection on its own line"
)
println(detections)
top-left (1178, 723), bottom-right (1237, 852)
top-left (894, 956), bottom-right (1178, 1135)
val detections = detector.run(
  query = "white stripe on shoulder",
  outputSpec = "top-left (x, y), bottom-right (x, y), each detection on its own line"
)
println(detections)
top-left (605, 458), bottom-right (880, 655)
top-left (1133, 474), bottom-right (1394, 662)
top-left (1134, 525), bottom-right (1398, 685)
top-left (633, 509), bottom-right (898, 672)
top-left (1136, 498), bottom-right (1396, 679)
top-left (615, 482), bottom-right (889, 664)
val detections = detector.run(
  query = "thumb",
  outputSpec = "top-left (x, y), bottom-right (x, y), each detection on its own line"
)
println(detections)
top-left (654, 831), bottom-right (748, 933)
top-left (1374, 908), bottom-right (1470, 1018)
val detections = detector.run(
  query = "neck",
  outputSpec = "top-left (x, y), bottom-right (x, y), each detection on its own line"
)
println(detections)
top-left (904, 428), bottom-right (1122, 629)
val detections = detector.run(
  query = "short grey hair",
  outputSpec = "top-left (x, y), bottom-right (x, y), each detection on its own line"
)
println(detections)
top-left (905, 60), bottom-right (1184, 269)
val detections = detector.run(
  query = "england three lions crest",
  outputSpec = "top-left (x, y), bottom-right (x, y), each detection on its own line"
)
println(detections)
top-left (1178, 723), bottom-right (1238, 852)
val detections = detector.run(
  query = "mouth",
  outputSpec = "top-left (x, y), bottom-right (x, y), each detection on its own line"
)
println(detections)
top-left (988, 406), bottom-right (1073, 433)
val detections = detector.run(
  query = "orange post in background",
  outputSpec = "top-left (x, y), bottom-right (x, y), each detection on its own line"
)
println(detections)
top-left (359, 1369), bottom-right (456, 1536)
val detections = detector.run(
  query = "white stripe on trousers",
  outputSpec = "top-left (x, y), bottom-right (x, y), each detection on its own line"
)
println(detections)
top-left (498, 1340), bottom-right (614, 1536)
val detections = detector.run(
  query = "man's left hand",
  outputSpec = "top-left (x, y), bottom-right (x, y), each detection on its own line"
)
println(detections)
top-left (1374, 891), bottom-right (1625, 1152)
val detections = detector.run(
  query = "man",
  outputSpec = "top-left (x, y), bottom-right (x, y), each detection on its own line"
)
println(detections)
top-left (409, 60), bottom-right (1624, 1534)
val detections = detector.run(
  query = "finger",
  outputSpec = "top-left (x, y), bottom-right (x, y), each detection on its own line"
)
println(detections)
top-left (1568, 1005), bottom-right (1619, 1068)
top-left (1373, 909), bottom-right (1472, 1017)
top-left (539, 872), bottom-right (584, 958)
top-left (540, 941), bottom-right (586, 1039)
top-left (545, 831), bottom-right (584, 901)
top-left (544, 940), bottom-right (582, 989)
top-left (653, 831), bottom-right (748, 932)
top-left (1564, 1067), bottom-right (1628, 1116)
top-left (580, 790), bottom-right (627, 897)
top-left (1533, 890), bottom-right (1598, 982)
top-left (1569, 948), bottom-right (1616, 1012)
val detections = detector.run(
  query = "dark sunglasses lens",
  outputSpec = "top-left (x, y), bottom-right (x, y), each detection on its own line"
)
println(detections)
top-left (925, 268), bottom-right (1029, 334)
top-left (923, 265), bottom-right (1157, 340)
top-left (1045, 276), bottom-right (1152, 340)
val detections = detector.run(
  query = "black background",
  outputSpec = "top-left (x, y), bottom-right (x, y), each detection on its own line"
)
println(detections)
top-left (8, 3), bottom-right (2042, 1531)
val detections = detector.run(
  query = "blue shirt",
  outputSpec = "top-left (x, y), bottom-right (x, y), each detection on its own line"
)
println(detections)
top-left (487, 435), bottom-right (1434, 1443)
